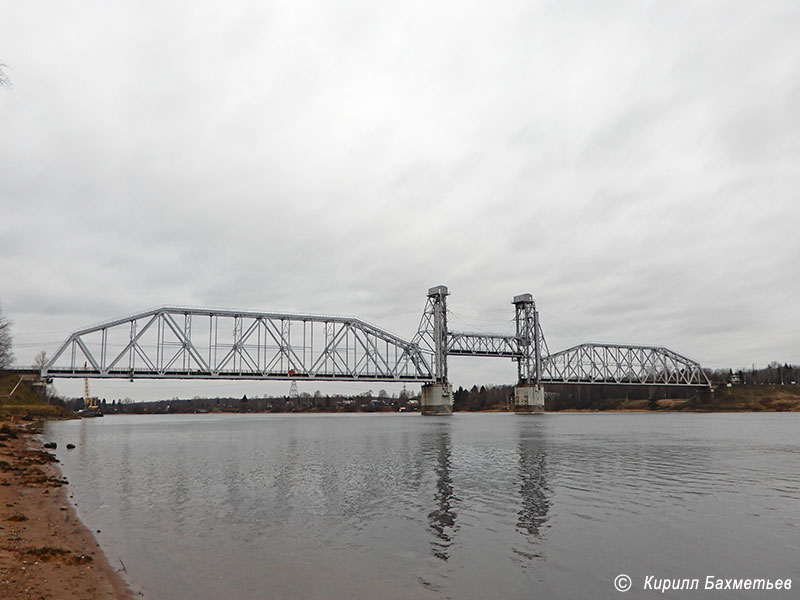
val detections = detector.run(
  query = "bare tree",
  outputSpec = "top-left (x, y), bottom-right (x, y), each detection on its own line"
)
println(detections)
top-left (34, 351), bottom-right (48, 371)
top-left (0, 305), bottom-right (13, 369)
top-left (33, 351), bottom-right (57, 403)
top-left (0, 62), bottom-right (11, 89)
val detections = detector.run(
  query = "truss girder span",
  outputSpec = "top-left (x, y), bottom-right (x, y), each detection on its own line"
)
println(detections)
top-left (44, 307), bottom-right (434, 382)
top-left (447, 332), bottom-right (520, 358)
top-left (540, 343), bottom-right (711, 387)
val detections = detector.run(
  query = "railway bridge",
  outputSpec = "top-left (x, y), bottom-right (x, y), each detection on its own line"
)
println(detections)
top-left (43, 286), bottom-right (711, 414)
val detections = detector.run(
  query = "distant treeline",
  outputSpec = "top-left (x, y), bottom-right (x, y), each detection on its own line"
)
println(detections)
top-left (454, 383), bottom-right (709, 411)
top-left (704, 363), bottom-right (798, 386)
top-left (61, 383), bottom-right (709, 414)
top-left (57, 362), bottom-right (799, 414)
top-left (63, 391), bottom-right (419, 414)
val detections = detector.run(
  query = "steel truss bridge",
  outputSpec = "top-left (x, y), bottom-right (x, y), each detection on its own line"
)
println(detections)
top-left (43, 286), bottom-right (711, 388)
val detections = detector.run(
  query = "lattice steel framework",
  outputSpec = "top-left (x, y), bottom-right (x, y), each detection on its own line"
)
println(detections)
top-left (540, 343), bottom-right (711, 386)
top-left (444, 294), bottom-right (550, 385)
top-left (43, 307), bottom-right (433, 381)
top-left (512, 294), bottom-right (549, 384)
top-left (43, 288), bottom-right (712, 389)
top-left (447, 332), bottom-right (519, 357)
top-left (412, 286), bottom-right (450, 383)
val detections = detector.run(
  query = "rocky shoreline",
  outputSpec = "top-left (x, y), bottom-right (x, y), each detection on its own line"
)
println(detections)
top-left (0, 419), bottom-right (131, 599)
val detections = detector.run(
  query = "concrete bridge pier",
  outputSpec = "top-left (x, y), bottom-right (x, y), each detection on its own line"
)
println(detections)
top-left (514, 384), bottom-right (545, 414)
top-left (421, 383), bottom-right (453, 415)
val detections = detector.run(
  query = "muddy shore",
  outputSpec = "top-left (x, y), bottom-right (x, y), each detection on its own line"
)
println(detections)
top-left (0, 419), bottom-right (131, 599)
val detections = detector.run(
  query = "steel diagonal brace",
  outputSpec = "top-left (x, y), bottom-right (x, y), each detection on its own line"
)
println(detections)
top-left (348, 328), bottom-right (369, 376)
top-left (161, 313), bottom-right (212, 374)
top-left (163, 345), bottom-right (189, 373)
top-left (576, 346), bottom-right (588, 381)
top-left (541, 354), bottom-right (557, 380)
top-left (393, 345), bottom-right (431, 379)
top-left (308, 323), bottom-right (349, 377)
top-left (237, 343), bottom-right (261, 374)
top-left (667, 355), bottom-right (681, 384)
top-left (330, 324), bottom-right (353, 376)
top-left (352, 346), bottom-right (370, 377)
top-left (352, 329), bottom-right (391, 377)
top-left (586, 346), bottom-right (599, 381)
top-left (161, 326), bottom-right (195, 373)
top-left (262, 319), bottom-right (306, 375)
top-left (74, 337), bottom-right (101, 373)
top-left (560, 351), bottom-right (574, 381)
top-left (649, 350), bottom-right (663, 384)
top-left (553, 355), bottom-right (564, 381)
top-left (133, 342), bottom-right (158, 373)
top-left (647, 349), bottom-right (661, 384)
top-left (44, 337), bottom-right (79, 375)
top-left (106, 313), bottom-right (159, 371)
top-left (567, 352), bottom-right (579, 381)
top-left (353, 327), bottom-right (393, 377)
top-left (629, 347), bottom-right (642, 382)
top-left (359, 321), bottom-right (427, 360)
top-left (572, 347), bottom-right (584, 380)
top-left (236, 320), bottom-right (266, 373)
top-left (229, 322), bottom-right (262, 374)
top-left (366, 331), bottom-right (395, 376)
top-left (215, 317), bottom-right (262, 373)
top-left (390, 348), bottom-right (410, 377)
top-left (594, 346), bottom-right (608, 381)
top-left (263, 344), bottom-right (286, 374)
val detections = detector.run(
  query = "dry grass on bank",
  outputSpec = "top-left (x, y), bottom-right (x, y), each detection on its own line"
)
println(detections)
top-left (0, 373), bottom-right (71, 419)
top-left (711, 384), bottom-right (800, 411)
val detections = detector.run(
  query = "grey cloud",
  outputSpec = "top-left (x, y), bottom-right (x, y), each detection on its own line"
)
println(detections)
top-left (1, 1), bottom-right (798, 400)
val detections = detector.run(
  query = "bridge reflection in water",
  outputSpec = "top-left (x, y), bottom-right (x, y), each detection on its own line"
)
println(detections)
top-left (425, 426), bottom-right (459, 560)
top-left (423, 418), bottom-right (551, 563)
top-left (45, 413), bottom-right (800, 600)
top-left (515, 421), bottom-right (550, 560)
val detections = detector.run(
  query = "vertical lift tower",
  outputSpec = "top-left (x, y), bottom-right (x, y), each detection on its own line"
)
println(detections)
top-left (512, 294), bottom-right (545, 414)
top-left (419, 286), bottom-right (452, 415)
top-left (419, 287), bottom-right (545, 415)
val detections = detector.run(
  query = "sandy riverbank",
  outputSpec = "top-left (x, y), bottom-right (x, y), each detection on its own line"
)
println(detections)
top-left (0, 419), bottom-right (131, 599)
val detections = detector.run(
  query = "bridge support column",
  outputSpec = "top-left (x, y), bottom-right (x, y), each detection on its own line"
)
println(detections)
top-left (421, 383), bottom-right (453, 415)
top-left (514, 384), bottom-right (544, 414)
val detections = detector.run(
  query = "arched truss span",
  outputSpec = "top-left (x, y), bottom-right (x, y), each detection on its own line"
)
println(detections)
top-left (44, 307), bottom-right (433, 382)
top-left (541, 343), bottom-right (711, 386)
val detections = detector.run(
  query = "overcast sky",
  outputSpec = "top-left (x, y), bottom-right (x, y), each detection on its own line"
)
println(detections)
top-left (1, 1), bottom-right (798, 400)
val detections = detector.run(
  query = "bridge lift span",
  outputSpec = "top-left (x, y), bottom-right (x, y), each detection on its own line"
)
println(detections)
top-left (43, 285), bottom-right (711, 415)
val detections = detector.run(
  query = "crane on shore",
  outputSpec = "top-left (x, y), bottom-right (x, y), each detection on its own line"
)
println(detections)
top-left (82, 362), bottom-right (101, 415)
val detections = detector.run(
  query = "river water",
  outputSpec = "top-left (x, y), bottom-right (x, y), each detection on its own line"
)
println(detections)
top-left (45, 413), bottom-right (800, 599)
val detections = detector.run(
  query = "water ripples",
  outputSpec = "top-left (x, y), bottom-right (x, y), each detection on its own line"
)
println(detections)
top-left (45, 412), bottom-right (800, 600)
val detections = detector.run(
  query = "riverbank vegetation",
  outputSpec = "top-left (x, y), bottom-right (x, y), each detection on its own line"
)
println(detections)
top-left (57, 380), bottom-right (800, 414)
top-left (2, 361), bottom-right (799, 417)
top-left (0, 372), bottom-right (70, 419)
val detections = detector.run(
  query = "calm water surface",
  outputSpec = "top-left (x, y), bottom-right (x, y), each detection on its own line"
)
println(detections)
top-left (45, 413), bottom-right (800, 599)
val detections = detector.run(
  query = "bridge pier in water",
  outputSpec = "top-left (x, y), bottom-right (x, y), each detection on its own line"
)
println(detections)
top-left (421, 383), bottom-right (453, 415)
top-left (514, 384), bottom-right (545, 414)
